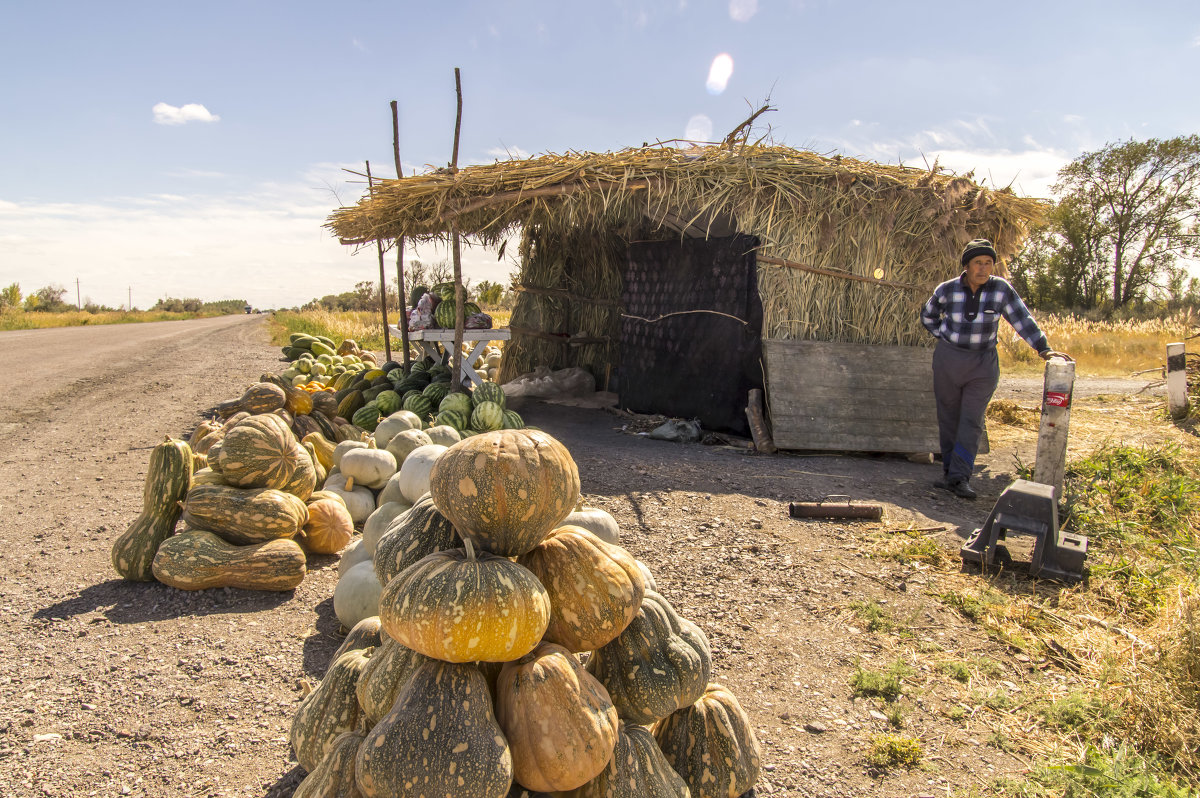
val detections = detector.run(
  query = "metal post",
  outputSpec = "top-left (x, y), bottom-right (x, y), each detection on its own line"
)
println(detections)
top-left (1167, 342), bottom-right (1189, 420)
top-left (1034, 357), bottom-right (1075, 500)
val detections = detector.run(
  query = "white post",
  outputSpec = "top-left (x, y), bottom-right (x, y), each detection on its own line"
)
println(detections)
top-left (1034, 357), bottom-right (1075, 500)
top-left (1167, 342), bottom-right (1189, 420)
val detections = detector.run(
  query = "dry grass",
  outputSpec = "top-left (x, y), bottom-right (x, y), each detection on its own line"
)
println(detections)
top-left (998, 312), bottom-right (1196, 376)
top-left (0, 308), bottom-right (222, 329)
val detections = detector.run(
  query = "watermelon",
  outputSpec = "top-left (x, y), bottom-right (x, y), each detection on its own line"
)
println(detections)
top-left (438, 392), bottom-right (473, 417)
top-left (409, 360), bottom-right (429, 373)
top-left (422, 382), bottom-right (450, 407)
top-left (463, 301), bottom-right (481, 316)
top-left (434, 300), bottom-right (457, 329)
top-left (472, 381), bottom-right (505, 409)
top-left (434, 409), bottom-right (469, 432)
top-left (403, 394), bottom-right (433, 420)
top-left (469, 401), bottom-right (504, 432)
top-left (501, 409), bottom-right (525, 430)
top-left (428, 364), bottom-right (452, 382)
top-left (374, 390), bottom-right (402, 416)
top-left (352, 404), bottom-right (382, 432)
top-left (430, 282), bottom-right (457, 301)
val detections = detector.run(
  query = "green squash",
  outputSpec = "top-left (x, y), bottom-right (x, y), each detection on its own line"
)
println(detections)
top-left (586, 590), bottom-right (712, 725)
top-left (372, 493), bottom-right (459, 586)
top-left (290, 648), bottom-right (372, 773)
top-left (183, 483), bottom-right (308, 545)
top-left (354, 636), bottom-right (433, 726)
top-left (653, 683), bottom-right (762, 798)
top-left (293, 729), bottom-right (365, 798)
top-left (355, 660), bottom-right (512, 798)
top-left (556, 721), bottom-right (691, 798)
top-left (151, 529), bottom-right (306, 591)
top-left (111, 437), bottom-right (194, 581)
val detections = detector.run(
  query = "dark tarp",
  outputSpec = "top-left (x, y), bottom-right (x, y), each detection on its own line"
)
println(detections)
top-left (618, 234), bottom-right (764, 435)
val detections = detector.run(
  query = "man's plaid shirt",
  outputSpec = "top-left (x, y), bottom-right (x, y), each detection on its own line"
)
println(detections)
top-left (921, 274), bottom-right (1049, 352)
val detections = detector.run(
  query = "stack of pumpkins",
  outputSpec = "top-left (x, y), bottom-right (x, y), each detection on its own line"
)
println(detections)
top-left (289, 429), bottom-right (762, 798)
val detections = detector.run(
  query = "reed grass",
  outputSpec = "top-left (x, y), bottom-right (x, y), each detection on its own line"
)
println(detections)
top-left (997, 311), bottom-right (1195, 376)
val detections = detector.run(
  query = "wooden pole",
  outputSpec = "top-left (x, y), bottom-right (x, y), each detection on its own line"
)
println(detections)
top-left (1033, 357), bottom-right (1075, 500)
top-left (391, 100), bottom-right (411, 369)
top-left (1167, 342), bottom-right (1189, 419)
top-left (365, 161), bottom-right (392, 362)
top-left (745, 388), bottom-right (776, 454)
top-left (449, 67), bottom-right (466, 391)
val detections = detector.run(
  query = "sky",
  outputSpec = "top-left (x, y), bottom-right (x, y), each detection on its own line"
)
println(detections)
top-left (1, 1), bottom-right (1198, 311)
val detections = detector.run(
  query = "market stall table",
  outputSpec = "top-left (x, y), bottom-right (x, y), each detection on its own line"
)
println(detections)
top-left (389, 327), bottom-right (511, 387)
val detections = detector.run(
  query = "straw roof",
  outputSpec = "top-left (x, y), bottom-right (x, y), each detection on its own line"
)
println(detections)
top-left (327, 141), bottom-right (1048, 354)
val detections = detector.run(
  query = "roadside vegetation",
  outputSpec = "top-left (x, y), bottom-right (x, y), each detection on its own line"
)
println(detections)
top-left (0, 282), bottom-right (249, 330)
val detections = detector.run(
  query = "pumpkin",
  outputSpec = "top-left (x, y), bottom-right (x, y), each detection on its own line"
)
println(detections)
top-left (329, 615), bottom-right (383, 669)
top-left (216, 381), bottom-right (287, 418)
top-left (310, 390), bottom-right (339, 420)
top-left (556, 722), bottom-right (691, 798)
top-left (652, 683), bottom-right (762, 798)
top-left (587, 590), bottom-right (712, 725)
top-left (301, 497), bottom-right (354, 554)
top-left (636, 559), bottom-right (659, 592)
top-left (517, 526), bottom-right (645, 652)
top-left (332, 439), bottom-right (368, 468)
top-left (495, 642), bottom-right (619, 792)
top-left (218, 413), bottom-right (314, 499)
top-left (192, 411), bottom-right (249, 457)
top-left (302, 432), bottom-right (337, 470)
top-left (372, 411), bottom-right (421, 449)
top-left (290, 648), bottom-right (372, 772)
top-left (334, 561), bottom-right (382, 631)
top-left (373, 471), bottom-right (412, 509)
top-left (292, 729), bottom-right (365, 798)
top-left (355, 660), bottom-right (513, 798)
top-left (382, 427), bottom-right (432, 466)
top-left (393, 443), bottom-right (445, 504)
top-left (372, 493), bottom-right (459, 585)
top-left (424, 424), bottom-right (462, 447)
top-left (151, 529), bottom-right (306, 591)
top-left (291, 413), bottom-right (322, 442)
top-left (183, 484), bottom-right (308, 545)
top-left (284, 383), bottom-right (315, 416)
top-left (362, 501), bottom-right (409, 554)
top-left (338, 538), bottom-right (372, 575)
top-left (354, 636), bottom-right (432, 726)
top-left (332, 418), bottom-right (366, 443)
top-left (339, 444), bottom-right (397, 490)
top-left (111, 437), bottom-right (194, 581)
top-left (379, 540), bottom-right (550, 663)
top-left (322, 472), bottom-right (376, 525)
top-left (429, 430), bottom-right (580, 557)
top-left (191, 467), bottom-right (227, 487)
top-left (563, 504), bottom-right (620, 546)
top-left (187, 419), bottom-right (222, 449)
top-left (301, 440), bottom-right (328, 486)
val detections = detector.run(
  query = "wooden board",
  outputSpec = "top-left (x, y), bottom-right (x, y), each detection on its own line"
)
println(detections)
top-left (764, 339), bottom-right (941, 453)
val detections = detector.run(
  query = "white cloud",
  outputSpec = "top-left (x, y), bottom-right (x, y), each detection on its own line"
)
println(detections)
top-left (706, 53), bottom-right (734, 95)
top-left (0, 168), bottom-right (514, 311)
top-left (685, 114), bottom-right (713, 142)
top-left (486, 145), bottom-right (532, 161)
top-left (917, 147), bottom-right (1071, 197)
top-left (352, 38), bottom-right (369, 52)
top-left (729, 0), bottom-right (758, 22)
top-left (1062, 114), bottom-right (1084, 124)
top-left (152, 102), bottom-right (220, 126)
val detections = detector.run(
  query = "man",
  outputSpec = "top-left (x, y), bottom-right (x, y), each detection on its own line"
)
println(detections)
top-left (920, 239), bottom-right (1067, 499)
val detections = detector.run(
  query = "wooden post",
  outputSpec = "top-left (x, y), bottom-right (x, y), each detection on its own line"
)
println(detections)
top-left (391, 100), bottom-right (411, 369)
top-left (745, 388), bottom-right (776, 454)
top-left (365, 161), bottom-right (392, 362)
top-left (1033, 357), bottom-right (1075, 499)
top-left (1167, 342), bottom-right (1189, 419)
top-left (449, 67), bottom-right (466, 391)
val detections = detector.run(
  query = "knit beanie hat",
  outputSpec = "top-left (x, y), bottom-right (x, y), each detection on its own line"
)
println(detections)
top-left (961, 238), bottom-right (998, 266)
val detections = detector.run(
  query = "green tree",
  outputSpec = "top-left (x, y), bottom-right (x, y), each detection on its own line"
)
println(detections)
top-left (24, 284), bottom-right (71, 312)
top-left (0, 283), bottom-right (20, 309)
top-left (1053, 135), bottom-right (1200, 308)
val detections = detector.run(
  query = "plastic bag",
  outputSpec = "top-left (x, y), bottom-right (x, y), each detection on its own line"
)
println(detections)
top-left (502, 367), bottom-right (596, 399)
top-left (407, 293), bottom-right (438, 331)
top-left (464, 312), bottom-right (493, 330)
top-left (646, 418), bottom-right (702, 443)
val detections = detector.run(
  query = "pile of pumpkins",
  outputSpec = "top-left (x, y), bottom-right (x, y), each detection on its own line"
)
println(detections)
top-left (288, 428), bottom-right (763, 798)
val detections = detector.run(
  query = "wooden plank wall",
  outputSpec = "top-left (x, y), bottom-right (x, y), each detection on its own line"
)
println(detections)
top-left (763, 339), bottom-right (941, 453)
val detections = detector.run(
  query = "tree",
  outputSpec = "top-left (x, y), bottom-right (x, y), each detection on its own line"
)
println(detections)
top-left (1053, 135), bottom-right (1200, 308)
top-left (24, 284), bottom-right (71, 312)
top-left (0, 282), bottom-right (20, 309)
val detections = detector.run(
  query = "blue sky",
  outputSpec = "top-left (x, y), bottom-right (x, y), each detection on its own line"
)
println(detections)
top-left (1, 1), bottom-right (1198, 310)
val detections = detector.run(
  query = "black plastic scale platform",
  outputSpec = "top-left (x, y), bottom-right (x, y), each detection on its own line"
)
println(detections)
top-left (960, 479), bottom-right (1088, 582)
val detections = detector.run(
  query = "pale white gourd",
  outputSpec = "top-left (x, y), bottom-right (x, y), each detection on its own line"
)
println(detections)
top-left (373, 411), bottom-right (423, 449)
top-left (332, 439), bottom-right (368, 469)
top-left (424, 425), bottom-right (462, 447)
top-left (363, 501), bottom-right (411, 554)
top-left (396, 444), bottom-right (448, 503)
top-left (562, 504), bottom-right (620, 545)
top-left (340, 446), bottom-right (397, 491)
top-left (333, 560), bottom-right (381, 630)
top-left (338, 538), bottom-right (372, 576)
top-left (384, 428), bottom-right (432, 467)
top-left (323, 471), bottom-right (376, 524)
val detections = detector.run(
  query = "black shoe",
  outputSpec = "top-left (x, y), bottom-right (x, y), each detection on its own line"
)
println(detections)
top-left (950, 479), bottom-right (977, 499)
top-left (933, 476), bottom-right (952, 491)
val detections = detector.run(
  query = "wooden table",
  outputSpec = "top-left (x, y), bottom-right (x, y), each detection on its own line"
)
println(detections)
top-left (389, 327), bottom-right (511, 386)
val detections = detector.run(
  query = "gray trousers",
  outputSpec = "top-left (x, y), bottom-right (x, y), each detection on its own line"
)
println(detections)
top-left (932, 340), bottom-right (999, 482)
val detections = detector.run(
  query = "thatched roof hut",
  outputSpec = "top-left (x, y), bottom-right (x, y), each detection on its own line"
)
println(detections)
top-left (327, 141), bottom-right (1045, 448)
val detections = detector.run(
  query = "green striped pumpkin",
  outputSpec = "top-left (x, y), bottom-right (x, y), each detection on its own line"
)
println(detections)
top-left (470, 401), bottom-right (505, 431)
top-left (217, 414), bottom-right (313, 498)
top-left (183, 484), bottom-right (308, 545)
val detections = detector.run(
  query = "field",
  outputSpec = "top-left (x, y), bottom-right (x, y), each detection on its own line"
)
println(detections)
top-left (0, 308), bottom-right (237, 329)
top-left (1, 314), bottom-right (1198, 797)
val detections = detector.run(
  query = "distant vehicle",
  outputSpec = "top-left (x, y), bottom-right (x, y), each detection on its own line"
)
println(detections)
top-left (244, 304), bottom-right (252, 314)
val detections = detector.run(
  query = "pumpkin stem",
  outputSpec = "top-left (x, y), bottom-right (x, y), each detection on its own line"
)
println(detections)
top-left (344, 476), bottom-right (355, 491)
top-left (463, 537), bottom-right (476, 561)
top-left (367, 437), bottom-right (377, 449)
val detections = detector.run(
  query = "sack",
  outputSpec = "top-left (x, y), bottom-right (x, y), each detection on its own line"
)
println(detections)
top-left (647, 418), bottom-right (702, 443)
top-left (464, 312), bottom-right (493, 330)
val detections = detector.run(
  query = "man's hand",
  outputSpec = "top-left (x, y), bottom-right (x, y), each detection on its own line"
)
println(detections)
top-left (1040, 349), bottom-right (1072, 361)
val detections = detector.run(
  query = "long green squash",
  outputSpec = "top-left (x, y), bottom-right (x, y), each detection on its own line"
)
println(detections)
top-left (111, 437), bottom-right (194, 581)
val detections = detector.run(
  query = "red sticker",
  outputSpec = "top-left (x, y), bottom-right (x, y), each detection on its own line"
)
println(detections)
top-left (1044, 391), bottom-right (1071, 408)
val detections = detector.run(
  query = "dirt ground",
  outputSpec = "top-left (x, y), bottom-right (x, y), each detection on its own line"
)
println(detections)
top-left (0, 315), bottom-right (1175, 798)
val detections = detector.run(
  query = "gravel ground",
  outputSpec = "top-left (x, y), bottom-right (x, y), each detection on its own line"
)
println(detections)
top-left (0, 315), bottom-right (1156, 797)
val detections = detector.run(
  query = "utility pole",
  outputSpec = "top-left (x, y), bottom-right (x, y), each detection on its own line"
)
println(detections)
top-left (128, 287), bottom-right (132, 312)
top-left (75, 278), bottom-right (81, 310)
